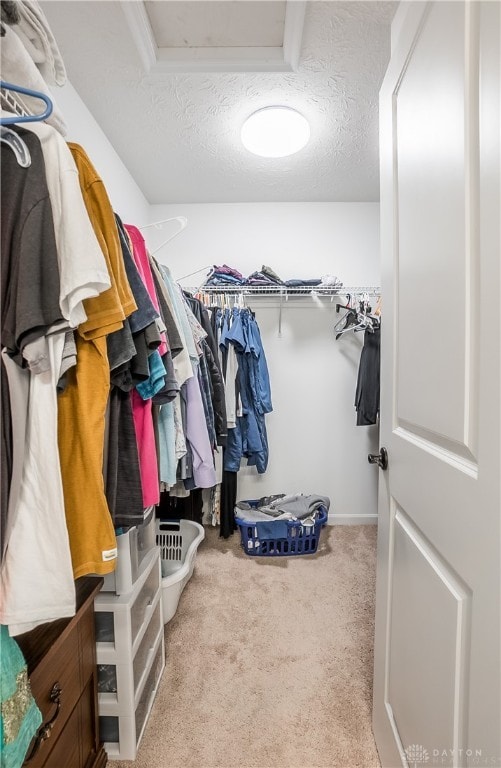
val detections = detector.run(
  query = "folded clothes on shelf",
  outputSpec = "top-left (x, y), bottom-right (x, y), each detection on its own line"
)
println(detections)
top-left (205, 264), bottom-right (245, 286)
top-left (212, 264), bottom-right (244, 279)
top-left (320, 275), bottom-right (343, 288)
top-left (203, 267), bottom-right (344, 291)
top-left (284, 278), bottom-right (323, 287)
top-left (246, 272), bottom-right (281, 286)
top-left (205, 274), bottom-right (245, 285)
top-left (260, 265), bottom-right (283, 284)
top-left (205, 264), bottom-right (245, 285)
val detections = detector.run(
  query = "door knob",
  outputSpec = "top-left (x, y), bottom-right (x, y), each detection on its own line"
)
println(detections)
top-left (368, 447), bottom-right (388, 470)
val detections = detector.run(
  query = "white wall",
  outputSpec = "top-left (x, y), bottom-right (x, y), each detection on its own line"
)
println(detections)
top-left (50, 81), bottom-right (150, 225)
top-left (146, 203), bottom-right (381, 522)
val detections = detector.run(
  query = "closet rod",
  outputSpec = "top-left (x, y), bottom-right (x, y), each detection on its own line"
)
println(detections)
top-left (187, 285), bottom-right (381, 336)
top-left (185, 285), bottom-right (381, 296)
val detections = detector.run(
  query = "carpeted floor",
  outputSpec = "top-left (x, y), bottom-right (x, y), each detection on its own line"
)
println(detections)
top-left (114, 525), bottom-right (380, 768)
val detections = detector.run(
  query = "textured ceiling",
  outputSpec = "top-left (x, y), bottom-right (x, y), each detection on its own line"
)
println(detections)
top-left (41, 1), bottom-right (397, 204)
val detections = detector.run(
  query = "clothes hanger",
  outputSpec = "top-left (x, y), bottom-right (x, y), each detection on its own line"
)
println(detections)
top-left (139, 216), bottom-right (188, 256)
top-left (0, 80), bottom-right (53, 125)
top-left (335, 310), bottom-right (360, 339)
top-left (0, 81), bottom-right (53, 166)
top-left (336, 314), bottom-right (372, 339)
top-left (0, 125), bottom-right (31, 166)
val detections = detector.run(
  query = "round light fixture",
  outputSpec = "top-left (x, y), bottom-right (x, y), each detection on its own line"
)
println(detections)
top-left (241, 106), bottom-right (310, 158)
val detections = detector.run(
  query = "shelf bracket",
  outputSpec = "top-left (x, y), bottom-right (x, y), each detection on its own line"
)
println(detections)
top-left (278, 289), bottom-right (285, 336)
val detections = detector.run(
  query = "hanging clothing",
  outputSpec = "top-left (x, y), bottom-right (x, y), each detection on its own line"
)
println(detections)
top-left (184, 372), bottom-right (217, 488)
top-left (1, 335), bottom-right (75, 635)
top-left (124, 224), bottom-right (167, 356)
top-left (19, 120), bottom-right (111, 328)
top-left (67, 144), bottom-right (136, 339)
top-left (1, 129), bottom-right (64, 365)
top-left (0, 132), bottom-right (76, 634)
top-left (58, 333), bottom-right (118, 579)
top-left (58, 143), bottom-right (137, 579)
top-left (224, 308), bottom-right (272, 474)
top-left (132, 389), bottom-right (159, 507)
top-left (355, 325), bottom-right (381, 426)
top-left (106, 387), bottom-right (144, 528)
top-left (220, 467), bottom-right (238, 539)
top-left (123, 225), bottom-right (167, 508)
top-left (184, 293), bottom-right (227, 446)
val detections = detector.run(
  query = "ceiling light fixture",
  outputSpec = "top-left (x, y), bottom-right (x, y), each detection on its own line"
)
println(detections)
top-left (241, 106), bottom-right (310, 158)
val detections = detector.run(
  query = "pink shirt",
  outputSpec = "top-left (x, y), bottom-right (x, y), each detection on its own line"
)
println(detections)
top-left (131, 390), bottom-right (159, 507)
top-left (124, 224), bottom-right (167, 357)
top-left (125, 223), bottom-right (163, 507)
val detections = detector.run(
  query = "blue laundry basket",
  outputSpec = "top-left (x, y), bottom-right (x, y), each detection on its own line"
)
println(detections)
top-left (235, 502), bottom-right (328, 557)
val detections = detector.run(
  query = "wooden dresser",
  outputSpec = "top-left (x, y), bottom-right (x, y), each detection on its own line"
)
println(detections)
top-left (16, 577), bottom-right (107, 768)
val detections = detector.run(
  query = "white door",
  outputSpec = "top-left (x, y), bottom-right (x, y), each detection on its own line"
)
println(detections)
top-left (372, 3), bottom-right (500, 768)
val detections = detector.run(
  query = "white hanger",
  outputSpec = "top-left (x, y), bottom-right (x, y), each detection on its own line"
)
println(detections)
top-left (139, 216), bottom-right (188, 256)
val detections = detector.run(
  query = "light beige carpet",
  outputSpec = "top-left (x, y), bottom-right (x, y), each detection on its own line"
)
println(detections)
top-left (115, 525), bottom-right (380, 768)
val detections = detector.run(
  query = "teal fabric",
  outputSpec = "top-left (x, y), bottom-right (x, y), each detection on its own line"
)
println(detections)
top-left (136, 350), bottom-right (166, 400)
top-left (0, 625), bottom-right (42, 768)
top-left (158, 401), bottom-right (177, 485)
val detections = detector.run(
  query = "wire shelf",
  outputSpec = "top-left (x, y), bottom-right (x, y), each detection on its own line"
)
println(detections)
top-left (186, 284), bottom-right (380, 297)
top-left (0, 88), bottom-right (30, 117)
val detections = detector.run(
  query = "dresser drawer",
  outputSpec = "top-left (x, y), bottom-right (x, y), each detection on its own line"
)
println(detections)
top-left (33, 696), bottom-right (82, 768)
top-left (26, 626), bottom-right (82, 766)
top-left (79, 601), bottom-right (97, 685)
top-left (18, 579), bottom-right (104, 768)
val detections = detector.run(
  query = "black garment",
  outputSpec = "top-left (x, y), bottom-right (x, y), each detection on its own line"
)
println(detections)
top-left (1, 357), bottom-right (12, 560)
top-left (220, 467), bottom-right (238, 539)
top-left (1, 129), bottom-right (63, 362)
top-left (197, 344), bottom-right (216, 447)
top-left (156, 490), bottom-right (203, 525)
top-left (178, 382), bottom-right (193, 482)
top-left (212, 307), bottom-right (228, 380)
top-left (107, 318), bottom-right (135, 373)
top-left (355, 325), bottom-right (381, 426)
top-left (0, 1), bottom-right (20, 29)
top-left (184, 294), bottom-right (227, 446)
top-left (106, 388), bottom-right (144, 527)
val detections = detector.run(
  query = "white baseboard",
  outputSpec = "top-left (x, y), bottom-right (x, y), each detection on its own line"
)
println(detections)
top-left (327, 514), bottom-right (378, 525)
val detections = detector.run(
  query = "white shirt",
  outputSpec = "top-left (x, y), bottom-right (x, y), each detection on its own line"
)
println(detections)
top-left (17, 117), bottom-right (111, 327)
top-left (1, 336), bottom-right (76, 636)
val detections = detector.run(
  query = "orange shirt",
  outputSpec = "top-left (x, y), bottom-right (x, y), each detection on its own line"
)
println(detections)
top-left (68, 143), bottom-right (136, 339)
top-left (58, 145), bottom-right (137, 577)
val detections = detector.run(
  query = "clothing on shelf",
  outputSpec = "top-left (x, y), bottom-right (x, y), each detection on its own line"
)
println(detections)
top-left (202, 265), bottom-right (345, 292)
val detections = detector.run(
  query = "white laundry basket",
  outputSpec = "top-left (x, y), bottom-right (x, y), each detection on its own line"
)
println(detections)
top-left (156, 519), bottom-right (205, 624)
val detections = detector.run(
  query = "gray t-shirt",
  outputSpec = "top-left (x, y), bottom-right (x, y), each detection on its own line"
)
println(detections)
top-left (1, 128), bottom-right (63, 362)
